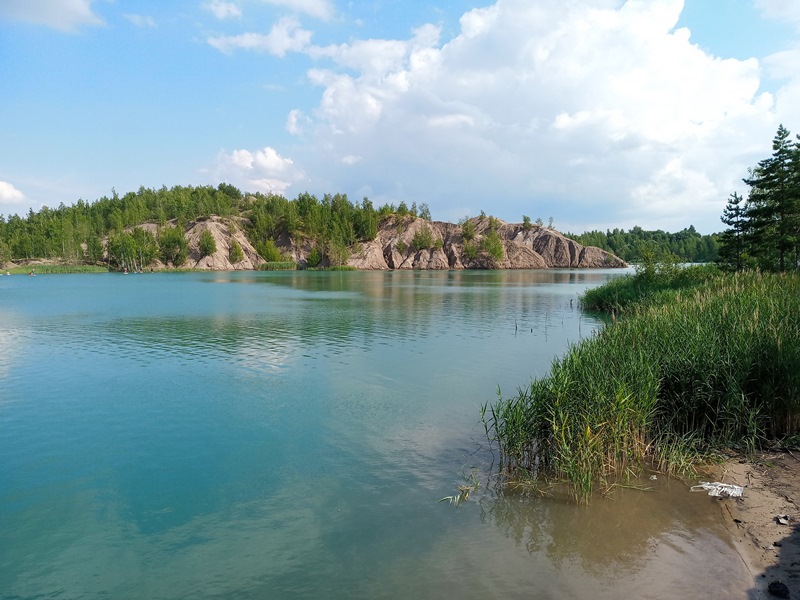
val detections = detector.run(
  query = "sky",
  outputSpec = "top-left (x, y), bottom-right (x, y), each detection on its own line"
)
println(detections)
top-left (1, 0), bottom-right (799, 234)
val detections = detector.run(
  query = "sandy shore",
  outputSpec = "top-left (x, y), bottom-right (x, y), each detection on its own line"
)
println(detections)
top-left (715, 453), bottom-right (800, 598)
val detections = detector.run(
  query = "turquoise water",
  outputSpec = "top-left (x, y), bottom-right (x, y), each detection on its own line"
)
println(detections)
top-left (0, 270), bottom-right (751, 599)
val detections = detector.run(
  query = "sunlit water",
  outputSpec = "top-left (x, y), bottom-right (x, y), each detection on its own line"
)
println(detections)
top-left (0, 270), bottom-right (751, 599)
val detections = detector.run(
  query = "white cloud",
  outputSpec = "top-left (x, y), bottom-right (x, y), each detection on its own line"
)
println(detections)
top-left (0, 181), bottom-right (24, 203)
top-left (203, 1), bottom-right (242, 20)
top-left (756, 0), bottom-right (800, 30)
top-left (257, 0), bottom-right (333, 21)
top-left (276, 0), bottom-right (786, 232)
top-left (0, 0), bottom-right (103, 31)
top-left (286, 109), bottom-right (311, 135)
top-left (123, 14), bottom-right (156, 28)
top-left (208, 16), bottom-right (312, 56)
top-left (215, 147), bottom-right (304, 195)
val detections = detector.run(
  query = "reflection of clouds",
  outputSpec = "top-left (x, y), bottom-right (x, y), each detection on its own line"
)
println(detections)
top-left (0, 313), bottom-right (22, 381)
top-left (5, 477), bottom-right (333, 599)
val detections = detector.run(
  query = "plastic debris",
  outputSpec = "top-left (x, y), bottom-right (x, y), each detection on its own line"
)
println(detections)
top-left (690, 481), bottom-right (744, 498)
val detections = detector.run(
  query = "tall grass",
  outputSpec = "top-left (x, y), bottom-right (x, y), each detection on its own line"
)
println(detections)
top-left (485, 270), bottom-right (800, 502)
top-left (259, 261), bottom-right (297, 271)
top-left (6, 265), bottom-right (110, 274)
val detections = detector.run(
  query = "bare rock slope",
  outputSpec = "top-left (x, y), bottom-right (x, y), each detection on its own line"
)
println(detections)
top-left (342, 216), bottom-right (626, 270)
top-left (130, 215), bottom-right (624, 271)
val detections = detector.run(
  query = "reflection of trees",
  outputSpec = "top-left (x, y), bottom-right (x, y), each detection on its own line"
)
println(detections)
top-left (78, 271), bottom-right (609, 365)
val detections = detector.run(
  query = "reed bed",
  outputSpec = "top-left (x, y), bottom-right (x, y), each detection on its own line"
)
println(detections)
top-left (485, 270), bottom-right (800, 502)
top-left (259, 261), bottom-right (297, 271)
top-left (6, 264), bottom-right (110, 274)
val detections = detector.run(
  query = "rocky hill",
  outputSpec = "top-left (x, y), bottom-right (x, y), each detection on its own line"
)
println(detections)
top-left (168, 214), bottom-right (625, 270)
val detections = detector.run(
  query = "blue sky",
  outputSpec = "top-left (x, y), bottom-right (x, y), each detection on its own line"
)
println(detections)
top-left (1, 0), bottom-right (799, 234)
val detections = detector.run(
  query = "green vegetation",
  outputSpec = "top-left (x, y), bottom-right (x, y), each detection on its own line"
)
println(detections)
top-left (718, 124), bottom-right (800, 273)
top-left (479, 229), bottom-right (504, 262)
top-left (229, 240), bottom-right (244, 263)
top-left (158, 225), bottom-right (188, 267)
top-left (461, 218), bottom-right (476, 241)
top-left (567, 225), bottom-right (719, 263)
top-left (7, 264), bottom-right (109, 274)
top-left (259, 261), bottom-right (297, 271)
top-left (485, 266), bottom-right (800, 502)
top-left (411, 225), bottom-right (435, 251)
top-left (582, 250), bottom-right (719, 312)
top-left (522, 215), bottom-right (532, 231)
top-left (199, 229), bottom-right (217, 257)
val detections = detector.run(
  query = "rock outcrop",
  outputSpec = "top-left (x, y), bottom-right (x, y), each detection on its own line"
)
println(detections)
top-left (338, 216), bottom-right (625, 270)
top-left (116, 214), bottom-right (625, 271)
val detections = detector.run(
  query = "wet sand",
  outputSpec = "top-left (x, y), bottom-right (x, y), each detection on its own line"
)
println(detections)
top-left (716, 453), bottom-right (800, 599)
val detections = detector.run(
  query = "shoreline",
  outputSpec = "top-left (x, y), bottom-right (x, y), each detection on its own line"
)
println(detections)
top-left (716, 453), bottom-right (800, 598)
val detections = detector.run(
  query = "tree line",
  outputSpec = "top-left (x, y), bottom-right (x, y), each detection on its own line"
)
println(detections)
top-left (0, 183), bottom-right (435, 269)
top-left (718, 124), bottom-right (800, 272)
top-left (566, 226), bottom-right (719, 263)
top-left (0, 178), bottom-right (728, 269)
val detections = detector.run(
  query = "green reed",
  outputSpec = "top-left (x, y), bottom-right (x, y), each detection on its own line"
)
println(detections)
top-left (485, 270), bottom-right (800, 502)
top-left (259, 261), bottom-right (298, 271)
top-left (6, 265), bottom-right (110, 274)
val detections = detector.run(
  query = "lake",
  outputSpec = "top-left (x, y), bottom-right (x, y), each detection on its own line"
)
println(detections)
top-left (0, 270), bottom-right (752, 599)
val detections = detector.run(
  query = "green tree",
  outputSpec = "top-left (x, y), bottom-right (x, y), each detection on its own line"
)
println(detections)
top-left (306, 246), bottom-right (322, 268)
top-left (461, 219), bottom-right (476, 241)
top-left (718, 192), bottom-right (748, 271)
top-left (742, 124), bottom-right (799, 271)
top-left (522, 215), bottom-right (532, 231)
top-left (199, 229), bottom-right (217, 257)
top-left (229, 240), bottom-right (244, 263)
top-left (419, 203), bottom-right (432, 221)
top-left (411, 225), bottom-right (435, 251)
top-left (158, 225), bottom-right (188, 266)
top-left (480, 230), bottom-right (504, 262)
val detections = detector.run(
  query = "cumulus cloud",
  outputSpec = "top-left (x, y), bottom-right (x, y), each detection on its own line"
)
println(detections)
top-left (0, 181), bottom-right (24, 203)
top-left (257, 0), bottom-right (333, 21)
top-left (215, 147), bottom-right (304, 195)
top-left (203, 0), bottom-right (242, 20)
top-left (0, 0), bottom-right (103, 31)
top-left (278, 0), bottom-right (785, 231)
top-left (208, 16), bottom-right (312, 56)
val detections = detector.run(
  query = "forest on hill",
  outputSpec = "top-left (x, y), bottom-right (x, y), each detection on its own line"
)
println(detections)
top-left (0, 182), bottom-right (715, 269)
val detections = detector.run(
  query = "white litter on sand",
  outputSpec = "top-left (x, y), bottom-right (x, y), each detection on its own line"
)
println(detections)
top-left (690, 481), bottom-right (744, 498)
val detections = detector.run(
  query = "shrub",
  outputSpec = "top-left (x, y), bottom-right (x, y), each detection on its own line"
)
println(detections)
top-left (199, 229), bottom-right (217, 257)
top-left (411, 226), bottom-right (434, 251)
top-left (257, 239), bottom-right (283, 262)
top-left (229, 240), bottom-right (244, 263)
top-left (462, 220), bottom-right (476, 242)
top-left (479, 230), bottom-right (504, 262)
top-left (306, 246), bottom-right (322, 268)
top-left (158, 226), bottom-right (188, 267)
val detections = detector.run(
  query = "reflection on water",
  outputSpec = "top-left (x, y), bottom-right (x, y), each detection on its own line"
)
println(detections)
top-left (0, 270), bottom-right (751, 598)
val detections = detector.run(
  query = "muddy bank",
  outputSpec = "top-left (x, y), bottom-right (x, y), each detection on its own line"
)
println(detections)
top-left (715, 453), bottom-right (800, 598)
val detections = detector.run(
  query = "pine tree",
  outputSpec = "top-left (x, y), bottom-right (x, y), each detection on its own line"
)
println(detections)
top-left (742, 125), bottom-right (799, 271)
top-left (718, 192), bottom-right (748, 271)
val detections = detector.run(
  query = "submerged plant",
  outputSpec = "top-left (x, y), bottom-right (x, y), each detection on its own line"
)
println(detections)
top-left (438, 469), bottom-right (481, 508)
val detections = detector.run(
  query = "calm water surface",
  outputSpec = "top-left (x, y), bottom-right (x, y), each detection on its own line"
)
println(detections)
top-left (0, 270), bottom-right (751, 599)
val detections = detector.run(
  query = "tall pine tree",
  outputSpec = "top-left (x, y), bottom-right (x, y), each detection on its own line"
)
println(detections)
top-left (741, 124), bottom-right (799, 271)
